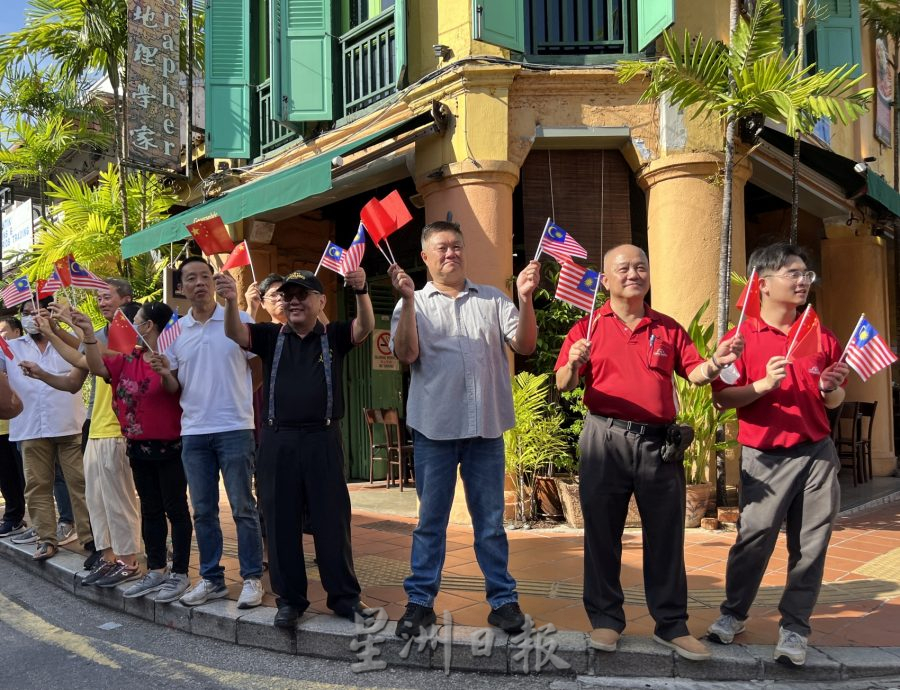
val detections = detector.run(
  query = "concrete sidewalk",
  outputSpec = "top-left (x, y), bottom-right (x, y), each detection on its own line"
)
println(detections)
top-left (1, 483), bottom-right (900, 680)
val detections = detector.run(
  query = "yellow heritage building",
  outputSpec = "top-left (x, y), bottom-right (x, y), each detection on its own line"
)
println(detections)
top-left (123, 0), bottom-right (900, 479)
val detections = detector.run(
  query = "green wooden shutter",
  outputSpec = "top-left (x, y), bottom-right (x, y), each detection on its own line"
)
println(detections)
top-left (206, 0), bottom-right (251, 158)
top-left (472, 0), bottom-right (523, 53)
top-left (636, 0), bottom-right (676, 52)
top-left (272, 0), bottom-right (334, 122)
top-left (394, 0), bottom-right (406, 85)
top-left (815, 0), bottom-right (862, 75)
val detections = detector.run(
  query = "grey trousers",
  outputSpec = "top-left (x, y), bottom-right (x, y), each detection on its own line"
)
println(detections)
top-left (721, 437), bottom-right (840, 636)
top-left (579, 414), bottom-right (689, 641)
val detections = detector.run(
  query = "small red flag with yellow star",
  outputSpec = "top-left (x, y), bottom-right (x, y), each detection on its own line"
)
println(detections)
top-left (187, 215), bottom-right (235, 255)
top-left (221, 240), bottom-right (251, 271)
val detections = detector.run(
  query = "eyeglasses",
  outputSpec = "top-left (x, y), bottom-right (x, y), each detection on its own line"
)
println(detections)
top-left (263, 293), bottom-right (283, 302)
top-left (763, 270), bottom-right (816, 284)
top-left (281, 289), bottom-right (319, 303)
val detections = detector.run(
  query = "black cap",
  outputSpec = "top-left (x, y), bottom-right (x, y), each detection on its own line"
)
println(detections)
top-left (277, 270), bottom-right (324, 293)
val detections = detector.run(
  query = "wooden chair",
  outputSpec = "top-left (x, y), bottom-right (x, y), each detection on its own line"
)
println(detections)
top-left (833, 401), bottom-right (863, 487)
top-left (364, 408), bottom-right (390, 487)
top-left (382, 408), bottom-right (414, 491)
top-left (857, 401), bottom-right (878, 484)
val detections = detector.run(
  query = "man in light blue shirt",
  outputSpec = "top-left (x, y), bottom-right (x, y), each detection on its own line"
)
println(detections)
top-left (390, 220), bottom-right (540, 638)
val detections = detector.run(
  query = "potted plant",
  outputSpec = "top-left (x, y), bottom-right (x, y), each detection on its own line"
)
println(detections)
top-left (504, 372), bottom-right (569, 525)
top-left (675, 301), bottom-right (737, 527)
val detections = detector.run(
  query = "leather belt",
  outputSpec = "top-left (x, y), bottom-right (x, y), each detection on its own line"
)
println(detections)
top-left (592, 414), bottom-right (669, 440)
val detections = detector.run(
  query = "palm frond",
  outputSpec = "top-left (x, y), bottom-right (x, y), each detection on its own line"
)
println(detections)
top-left (730, 0), bottom-right (786, 73)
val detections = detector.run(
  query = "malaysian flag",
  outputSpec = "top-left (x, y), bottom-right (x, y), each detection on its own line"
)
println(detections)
top-left (341, 223), bottom-right (366, 274)
top-left (157, 310), bottom-right (181, 354)
top-left (555, 261), bottom-right (601, 312)
top-left (319, 242), bottom-right (345, 276)
top-left (1, 277), bottom-right (33, 308)
top-left (538, 222), bottom-right (588, 263)
top-left (44, 268), bottom-right (64, 294)
top-left (69, 259), bottom-right (109, 290)
top-left (845, 316), bottom-right (897, 381)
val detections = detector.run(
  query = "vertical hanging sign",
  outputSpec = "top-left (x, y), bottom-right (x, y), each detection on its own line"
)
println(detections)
top-left (127, 0), bottom-right (185, 170)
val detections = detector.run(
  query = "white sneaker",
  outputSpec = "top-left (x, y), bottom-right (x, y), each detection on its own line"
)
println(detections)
top-left (774, 626), bottom-right (808, 666)
top-left (707, 613), bottom-right (746, 644)
top-left (179, 578), bottom-right (228, 607)
top-left (237, 577), bottom-right (264, 609)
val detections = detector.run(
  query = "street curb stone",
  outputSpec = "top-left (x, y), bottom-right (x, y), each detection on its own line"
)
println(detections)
top-left (3, 537), bottom-right (900, 680)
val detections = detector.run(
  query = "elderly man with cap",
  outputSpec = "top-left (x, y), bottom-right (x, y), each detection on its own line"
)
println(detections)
top-left (218, 267), bottom-right (374, 629)
top-left (556, 244), bottom-right (744, 661)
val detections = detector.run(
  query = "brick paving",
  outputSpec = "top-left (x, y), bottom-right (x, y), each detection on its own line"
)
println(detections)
top-left (39, 482), bottom-right (900, 648)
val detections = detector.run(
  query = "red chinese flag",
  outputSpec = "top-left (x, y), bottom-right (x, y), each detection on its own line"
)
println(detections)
top-left (54, 255), bottom-right (73, 288)
top-left (36, 279), bottom-right (55, 300)
top-left (187, 215), bottom-right (235, 255)
top-left (360, 198), bottom-right (396, 244)
top-left (107, 310), bottom-right (138, 354)
top-left (0, 337), bottom-right (13, 361)
top-left (736, 270), bottom-right (761, 324)
top-left (221, 240), bottom-right (251, 271)
top-left (379, 190), bottom-right (413, 231)
top-left (786, 307), bottom-right (822, 361)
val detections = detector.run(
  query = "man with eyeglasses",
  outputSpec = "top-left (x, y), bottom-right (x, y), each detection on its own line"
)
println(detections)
top-left (707, 242), bottom-right (849, 667)
top-left (219, 267), bottom-right (374, 629)
top-left (245, 274), bottom-right (287, 325)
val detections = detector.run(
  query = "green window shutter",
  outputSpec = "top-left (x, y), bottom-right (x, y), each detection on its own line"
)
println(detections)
top-left (782, 0), bottom-right (797, 54)
top-left (472, 0), bottom-right (523, 53)
top-left (815, 0), bottom-right (862, 75)
top-left (394, 0), bottom-right (406, 84)
top-left (206, 0), bottom-right (252, 158)
top-left (272, 0), bottom-right (334, 122)
top-left (636, 0), bottom-right (676, 52)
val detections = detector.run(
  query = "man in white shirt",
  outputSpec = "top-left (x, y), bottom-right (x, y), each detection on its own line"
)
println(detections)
top-left (165, 256), bottom-right (264, 609)
top-left (2, 300), bottom-right (92, 560)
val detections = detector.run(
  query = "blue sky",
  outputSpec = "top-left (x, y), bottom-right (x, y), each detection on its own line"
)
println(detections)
top-left (0, 0), bottom-right (30, 37)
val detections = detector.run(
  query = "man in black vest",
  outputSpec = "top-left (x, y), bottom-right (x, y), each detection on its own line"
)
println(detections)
top-left (218, 268), bottom-right (374, 629)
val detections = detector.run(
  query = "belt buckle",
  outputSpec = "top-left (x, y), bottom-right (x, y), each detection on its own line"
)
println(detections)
top-left (626, 421), bottom-right (646, 435)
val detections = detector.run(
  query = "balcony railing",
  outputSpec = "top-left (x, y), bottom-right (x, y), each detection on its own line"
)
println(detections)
top-left (340, 7), bottom-right (398, 116)
top-left (527, 0), bottom-right (629, 56)
top-left (256, 79), bottom-right (300, 157)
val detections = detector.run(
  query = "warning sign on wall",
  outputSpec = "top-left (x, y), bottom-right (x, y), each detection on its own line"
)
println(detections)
top-left (372, 329), bottom-right (399, 371)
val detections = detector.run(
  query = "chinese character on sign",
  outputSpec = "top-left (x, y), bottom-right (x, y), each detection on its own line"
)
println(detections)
top-left (399, 610), bottom-right (453, 674)
top-left (132, 4), bottom-right (158, 27)
top-left (130, 125), bottom-right (159, 151)
top-left (470, 627), bottom-right (496, 657)
top-left (132, 43), bottom-right (159, 66)
top-left (350, 607), bottom-right (388, 673)
top-left (509, 616), bottom-right (571, 673)
top-left (131, 83), bottom-right (156, 109)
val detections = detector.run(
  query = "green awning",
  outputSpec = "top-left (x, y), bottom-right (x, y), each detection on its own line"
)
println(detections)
top-left (866, 169), bottom-right (900, 218)
top-left (121, 115), bottom-right (428, 259)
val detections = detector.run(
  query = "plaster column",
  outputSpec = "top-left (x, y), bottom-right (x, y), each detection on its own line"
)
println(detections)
top-left (819, 232), bottom-right (896, 476)
top-left (416, 160), bottom-right (520, 526)
top-left (637, 153), bottom-right (753, 329)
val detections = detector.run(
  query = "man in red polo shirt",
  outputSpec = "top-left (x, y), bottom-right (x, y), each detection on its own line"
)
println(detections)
top-left (556, 244), bottom-right (744, 662)
top-left (707, 243), bottom-right (848, 667)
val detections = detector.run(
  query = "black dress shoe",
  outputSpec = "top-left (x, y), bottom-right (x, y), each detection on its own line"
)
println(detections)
top-left (336, 600), bottom-right (375, 622)
top-left (274, 604), bottom-right (300, 629)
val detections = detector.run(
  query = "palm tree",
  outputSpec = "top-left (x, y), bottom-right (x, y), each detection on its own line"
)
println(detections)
top-left (0, 112), bottom-right (107, 217)
top-left (618, 0), bottom-right (872, 340)
top-left (12, 163), bottom-right (176, 298)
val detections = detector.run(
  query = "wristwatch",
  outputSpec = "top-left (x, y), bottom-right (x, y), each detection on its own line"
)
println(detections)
top-left (353, 282), bottom-right (369, 295)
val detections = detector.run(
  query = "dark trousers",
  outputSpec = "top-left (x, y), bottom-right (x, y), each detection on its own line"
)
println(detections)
top-left (0, 435), bottom-right (25, 524)
top-left (129, 451), bottom-right (193, 573)
top-left (721, 438), bottom-right (840, 637)
top-left (579, 414), bottom-right (689, 641)
top-left (257, 425), bottom-right (360, 613)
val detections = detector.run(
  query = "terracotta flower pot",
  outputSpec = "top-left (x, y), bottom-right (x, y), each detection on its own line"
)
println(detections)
top-left (685, 482), bottom-right (712, 528)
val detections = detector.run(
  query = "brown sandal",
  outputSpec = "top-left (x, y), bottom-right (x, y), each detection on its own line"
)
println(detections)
top-left (33, 542), bottom-right (58, 561)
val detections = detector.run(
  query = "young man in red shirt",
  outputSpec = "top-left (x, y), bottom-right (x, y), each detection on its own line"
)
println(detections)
top-left (556, 244), bottom-right (743, 662)
top-left (707, 242), bottom-right (849, 667)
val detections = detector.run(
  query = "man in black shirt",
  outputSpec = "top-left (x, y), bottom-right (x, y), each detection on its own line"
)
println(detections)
top-left (217, 267), bottom-right (374, 629)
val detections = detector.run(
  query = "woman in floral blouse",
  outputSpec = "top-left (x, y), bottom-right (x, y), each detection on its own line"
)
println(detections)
top-left (79, 301), bottom-right (192, 604)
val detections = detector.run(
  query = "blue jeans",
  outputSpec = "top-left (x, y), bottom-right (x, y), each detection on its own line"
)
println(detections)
top-left (405, 431), bottom-right (517, 609)
top-left (181, 430), bottom-right (263, 584)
